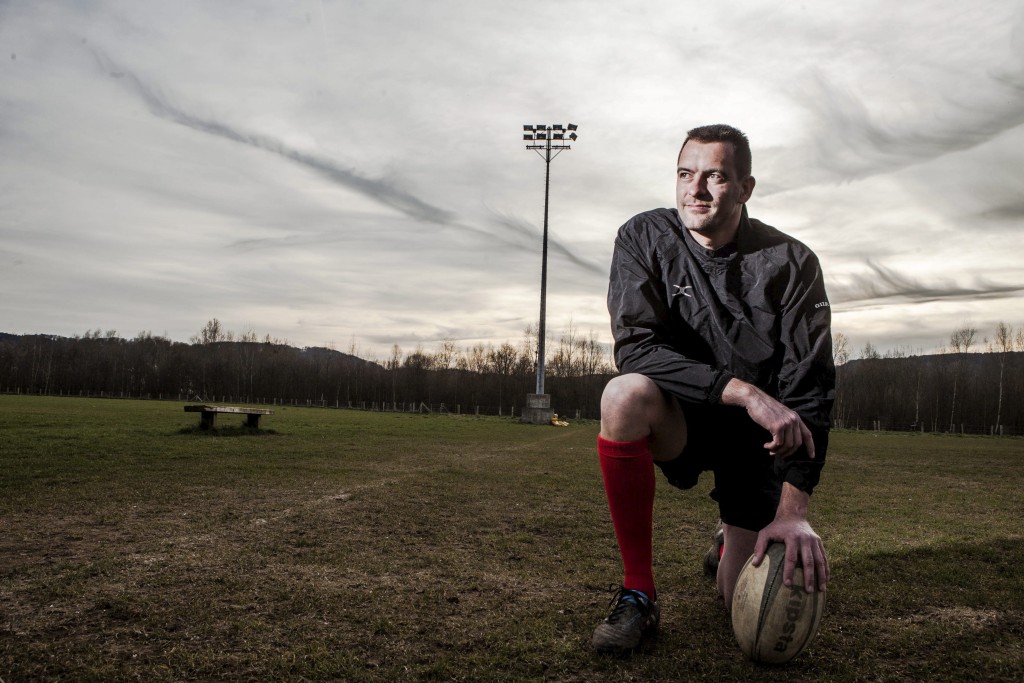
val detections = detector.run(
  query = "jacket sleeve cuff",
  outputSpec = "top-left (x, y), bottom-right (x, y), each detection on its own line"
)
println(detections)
top-left (708, 370), bottom-right (735, 404)
top-left (776, 426), bottom-right (829, 494)
top-left (782, 461), bottom-right (823, 495)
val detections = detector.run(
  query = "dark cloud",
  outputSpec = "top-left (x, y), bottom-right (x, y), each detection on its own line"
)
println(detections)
top-left (982, 201), bottom-right (1024, 221)
top-left (832, 260), bottom-right (1024, 308)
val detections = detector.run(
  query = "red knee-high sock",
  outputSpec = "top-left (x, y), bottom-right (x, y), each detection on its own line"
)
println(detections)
top-left (598, 435), bottom-right (656, 601)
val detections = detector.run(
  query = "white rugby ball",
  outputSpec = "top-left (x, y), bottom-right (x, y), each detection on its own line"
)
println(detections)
top-left (731, 542), bottom-right (825, 664)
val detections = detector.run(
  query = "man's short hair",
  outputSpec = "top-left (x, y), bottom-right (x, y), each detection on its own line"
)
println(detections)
top-left (679, 124), bottom-right (752, 179)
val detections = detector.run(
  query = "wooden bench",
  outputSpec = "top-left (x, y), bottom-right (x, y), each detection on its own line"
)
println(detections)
top-left (184, 404), bottom-right (274, 430)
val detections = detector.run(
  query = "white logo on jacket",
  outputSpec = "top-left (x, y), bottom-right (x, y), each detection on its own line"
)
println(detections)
top-left (672, 284), bottom-right (694, 298)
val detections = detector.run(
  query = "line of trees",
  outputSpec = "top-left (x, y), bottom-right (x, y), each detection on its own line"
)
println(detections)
top-left (0, 319), bottom-right (616, 419)
top-left (3, 319), bottom-right (1023, 433)
top-left (834, 323), bottom-right (1024, 435)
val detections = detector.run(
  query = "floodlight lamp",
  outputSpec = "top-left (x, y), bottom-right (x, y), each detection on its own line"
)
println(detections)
top-left (568, 132), bottom-right (577, 141)
top-left (536, 124), bottom-right (548, 130)
top-left (536, 132), bottom-right (547, 140)
top-left (553, 133), bottom-right (564, 139)
top-left (524, 134), bottom-right (534, 140)
top-left (553, 124), bottom-right (564, 131)
top-left (523, 125), bottom-right (535, 132)
top-left (567, 123), bottom-right (578, 131)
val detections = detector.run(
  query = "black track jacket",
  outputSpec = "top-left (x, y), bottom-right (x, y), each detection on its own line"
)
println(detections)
top-left (608, 207), bottom-right (836, 494)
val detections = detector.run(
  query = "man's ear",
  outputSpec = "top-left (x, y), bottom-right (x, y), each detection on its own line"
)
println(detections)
top-left (740, 175), bottom-right (756, 203)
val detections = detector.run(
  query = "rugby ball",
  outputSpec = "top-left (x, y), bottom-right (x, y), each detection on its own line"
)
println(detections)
top-left (731, 542), bottom-right (825, 664)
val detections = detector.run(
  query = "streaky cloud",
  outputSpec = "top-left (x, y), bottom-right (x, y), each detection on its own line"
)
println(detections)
top-left (982, 200), bottom-right (1024, 221)
top-left (90, 48), bottom-right (603, 275)
top-left (831, 259), bottom-right (1024, 309)
top-left (484, 206), bottom-right (603, 275)
top-left (90, 49), bottom-right (455, 226)
top-left (794, 66), bottom-right (1024, 182)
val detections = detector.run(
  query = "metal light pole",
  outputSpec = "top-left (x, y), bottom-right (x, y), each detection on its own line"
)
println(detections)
top-left (521, 123), bottom-right (578, 424)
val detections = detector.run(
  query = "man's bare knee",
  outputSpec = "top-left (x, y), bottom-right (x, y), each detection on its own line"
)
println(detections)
top-left (600, 374), bottom-right (677, 445)
top-left (602, 374), bottom-right (661, 412)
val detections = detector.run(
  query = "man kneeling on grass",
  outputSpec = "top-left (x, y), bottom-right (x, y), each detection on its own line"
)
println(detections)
top-left (593, 124), bottom-right (835, 654)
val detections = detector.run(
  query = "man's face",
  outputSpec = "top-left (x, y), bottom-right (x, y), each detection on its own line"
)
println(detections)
top-left (675, 140), bottom-right (755, 242)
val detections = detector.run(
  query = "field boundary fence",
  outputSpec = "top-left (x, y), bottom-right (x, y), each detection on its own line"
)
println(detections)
top-left (0, 388), bottom-right (599, 422)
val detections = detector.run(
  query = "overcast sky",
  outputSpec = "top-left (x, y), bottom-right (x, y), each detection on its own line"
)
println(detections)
top-left (2, 0), bottom-right (1023, 360)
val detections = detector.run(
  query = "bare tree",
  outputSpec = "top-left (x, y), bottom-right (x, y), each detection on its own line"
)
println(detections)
top-left (489, 342), bottom-right (518, 377)
top-left (992, 322), bottom-right (1014, 433)
top-left (403, 345), bottom-right (434, 404)
top-left (949, 325), bottom-right (977, 354)
top-left (386, 344), bottom-right (402, 406)
top-left (947, 324), bottom-right (978, 431)
top-left (459, 344), bottom-right (488, 374)
top-left (575, 330), bottom-right (610, 377)
top-left (520, 324), bottom-right (537, 375)
top-left (489, 342), bottom-right (519, 410)
top-left (233, 328), bottom-right (261, 399)
top-left (433, 338), bottom-right (457, 371)
top-left (833, 332), bottom-right (850, 366)
top-left (191, 318), bottom-right (225, 345)
top-left (831, 332), bottom-right (849, 427)
top-left (549, 321), bottom-right (580, 379)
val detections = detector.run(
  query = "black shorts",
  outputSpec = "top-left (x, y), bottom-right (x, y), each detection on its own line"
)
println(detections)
top-left (655, 403), bottom-right (782, 532)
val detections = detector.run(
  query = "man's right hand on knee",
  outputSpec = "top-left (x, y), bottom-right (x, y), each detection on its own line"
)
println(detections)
top-left (720, 378), bottom-right (815, 459)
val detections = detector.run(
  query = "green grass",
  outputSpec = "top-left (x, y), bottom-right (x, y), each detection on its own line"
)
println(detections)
top-left (1, 395), bottom-right (1022, 682)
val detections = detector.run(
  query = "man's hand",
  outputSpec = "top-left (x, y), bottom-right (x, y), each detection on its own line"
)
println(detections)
top-left (721, 378), bottom-right (814, 458)
top-left (751, 484), bottom-right (828, 592)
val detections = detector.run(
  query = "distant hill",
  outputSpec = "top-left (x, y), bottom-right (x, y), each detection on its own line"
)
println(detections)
top-left (0, 332), bottom-right (379, 369)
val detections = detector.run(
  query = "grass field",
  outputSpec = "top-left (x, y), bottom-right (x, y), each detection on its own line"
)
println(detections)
top-left (1, 395), bottom-right (1022, 682)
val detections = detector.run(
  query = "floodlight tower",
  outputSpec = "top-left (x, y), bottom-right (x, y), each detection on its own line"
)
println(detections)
top-left (520, 123), bottom-right (578, 424)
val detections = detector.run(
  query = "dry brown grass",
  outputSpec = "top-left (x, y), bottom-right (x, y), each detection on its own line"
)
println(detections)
top-left (1, 396), bottom-right (1022, 681)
